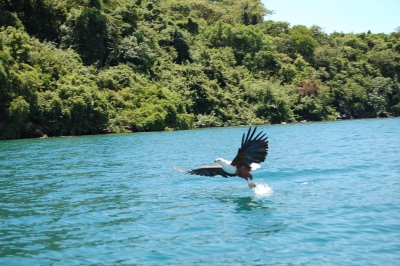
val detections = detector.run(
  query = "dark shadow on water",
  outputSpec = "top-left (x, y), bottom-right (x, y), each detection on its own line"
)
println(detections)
top-left (247, 222), bottom-right (287, 237)
top-left (217, 196), bottom-right (287, 237)
top-left (217, 196), bottom-right (274, 213)
top-left (232, 196), bottom-right (273, 213)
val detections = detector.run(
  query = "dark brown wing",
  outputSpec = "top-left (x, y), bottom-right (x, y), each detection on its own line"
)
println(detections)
top-left (230, 126), bottom-right (269, 167)
top-left (173, 166), bottom-right (236, 178)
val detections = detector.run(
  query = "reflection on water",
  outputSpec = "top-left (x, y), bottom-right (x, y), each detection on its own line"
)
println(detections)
top-left (232, 196), bottom-right (273, 213)
top-left (249, 222), bottom-right (287, 237)
top-left (223, 195), bottom-right (288, 239)
top-left (217, 195), bottom-right (287, 238)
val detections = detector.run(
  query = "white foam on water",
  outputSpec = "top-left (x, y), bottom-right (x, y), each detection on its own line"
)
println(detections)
top-left (252, 180), bottom-right (274, 197)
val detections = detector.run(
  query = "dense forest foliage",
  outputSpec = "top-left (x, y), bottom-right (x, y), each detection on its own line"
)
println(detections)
top-left (1, 0), bottom-right (399, 139)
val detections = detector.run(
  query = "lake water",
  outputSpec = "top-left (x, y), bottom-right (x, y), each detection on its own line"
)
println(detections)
top-left (1, 118), bottom-right (400, 265)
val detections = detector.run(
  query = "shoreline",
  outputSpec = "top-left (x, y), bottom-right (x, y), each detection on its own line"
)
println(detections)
top-left (9, 115), bottom-right (398, 141)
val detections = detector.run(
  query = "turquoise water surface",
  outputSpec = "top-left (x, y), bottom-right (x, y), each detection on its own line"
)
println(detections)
top-left (1, 118), bottom-right (400, 265)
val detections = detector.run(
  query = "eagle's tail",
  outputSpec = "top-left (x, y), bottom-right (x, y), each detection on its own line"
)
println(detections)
top-left (173, 166), bottom-right (186, 173)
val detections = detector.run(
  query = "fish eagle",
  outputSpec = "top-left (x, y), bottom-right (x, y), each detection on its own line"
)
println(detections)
top-left (174, 127), bottom-right (269, 189)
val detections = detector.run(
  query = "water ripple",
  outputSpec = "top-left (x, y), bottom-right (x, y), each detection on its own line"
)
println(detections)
top-left (1, 119), bottom-right (400, 265)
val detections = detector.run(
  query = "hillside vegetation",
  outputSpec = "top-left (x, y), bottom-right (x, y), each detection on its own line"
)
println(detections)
top-left (1, 0), bottom-right (399, 139)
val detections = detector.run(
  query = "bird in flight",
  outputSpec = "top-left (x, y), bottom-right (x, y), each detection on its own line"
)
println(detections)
top-left (174, 127), bottom-right (269, 189)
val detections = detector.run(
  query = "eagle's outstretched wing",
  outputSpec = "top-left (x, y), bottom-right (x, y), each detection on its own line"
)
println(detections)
top-left (230, 126), bottom-right (269, 167)
top-left (173, 166), bottom-right (236, 178)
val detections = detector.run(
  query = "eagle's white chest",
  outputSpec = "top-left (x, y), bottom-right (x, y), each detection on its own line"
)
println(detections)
top-left (216, 158), bottom-right (237, 175)
top-left (216, 157), bottom-right (261, 175)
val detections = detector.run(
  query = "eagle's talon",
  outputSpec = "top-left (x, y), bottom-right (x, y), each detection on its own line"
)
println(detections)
top-left (248, 181), bottom-right (256, 189)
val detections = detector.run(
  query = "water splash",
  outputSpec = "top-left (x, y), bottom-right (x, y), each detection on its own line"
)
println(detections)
top-left (252, 180), bottom-right (274, 197)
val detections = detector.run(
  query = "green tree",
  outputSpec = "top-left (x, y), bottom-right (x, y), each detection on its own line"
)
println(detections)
top-left (0, 96), bottom-right (30, 139)
top-left (0, 0), bottom-right (67, 42)
top-left (366, 77), bottom-right (394, 114)
top-left (70, 7), bottom-right (108, 67)
top-left (289, 25), bottom-right (319, 60)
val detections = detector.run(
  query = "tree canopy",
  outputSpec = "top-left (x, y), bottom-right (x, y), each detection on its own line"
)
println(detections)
top-left (1, 0), bottom-right (399, 139)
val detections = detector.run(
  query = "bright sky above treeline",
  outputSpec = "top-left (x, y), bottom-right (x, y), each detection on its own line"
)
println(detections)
top-left (262, 0), bottom-right (400, 34)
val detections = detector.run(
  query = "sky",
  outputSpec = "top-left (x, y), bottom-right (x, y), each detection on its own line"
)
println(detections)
top-left (262, 0), bottom-right (400, 34)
